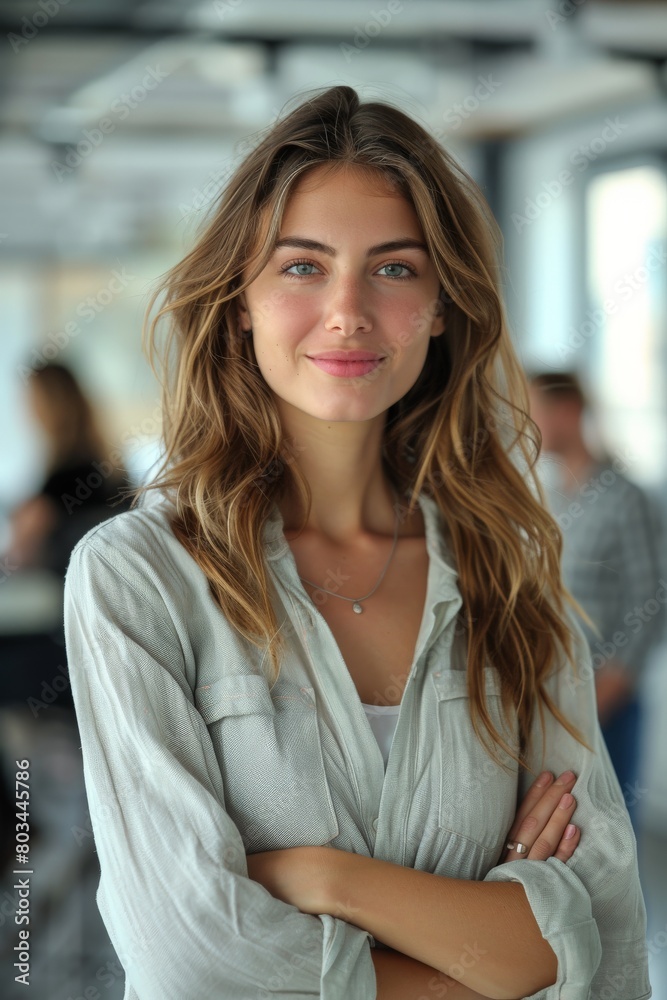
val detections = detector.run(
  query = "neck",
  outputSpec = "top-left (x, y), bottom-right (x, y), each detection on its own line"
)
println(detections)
top-left (275, 405), bottom-right (410, 546)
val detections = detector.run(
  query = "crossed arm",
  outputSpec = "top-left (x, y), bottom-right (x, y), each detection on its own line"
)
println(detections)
top-left (370, 948), bottom-right (503, 1000)
top-left (245, 769), bottom-right (588, 997)
top-left (246, 845), bottom-right (556, 1000)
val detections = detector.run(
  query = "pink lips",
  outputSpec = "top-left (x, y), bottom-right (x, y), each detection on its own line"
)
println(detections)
top-left (308, 357), bottom-right (382, 377)
top-left (307, 351), bottom-right (385, 378)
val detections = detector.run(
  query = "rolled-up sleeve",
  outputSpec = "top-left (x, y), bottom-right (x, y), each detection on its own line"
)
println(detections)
top-left (64, 535), bottom-right (376, 1000)
top-left (483, 609), bottom-right (652, 999)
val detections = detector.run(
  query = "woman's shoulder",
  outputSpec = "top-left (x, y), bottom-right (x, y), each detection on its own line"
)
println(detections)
top-left (64, 489), bottom-right (192, 594)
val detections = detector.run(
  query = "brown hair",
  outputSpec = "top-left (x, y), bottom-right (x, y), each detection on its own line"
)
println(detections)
top-left (134, 84), bottom-right (597, 774)
top-left (528, 370), bottom-right (587, 407)
top-left (28, 362), bottom-right (109, 470)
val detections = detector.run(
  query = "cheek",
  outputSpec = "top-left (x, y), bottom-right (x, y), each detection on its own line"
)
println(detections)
top-left (387, 299), bottom-right (438, 357)
top-left (250, 285), bottom-right (318, 334)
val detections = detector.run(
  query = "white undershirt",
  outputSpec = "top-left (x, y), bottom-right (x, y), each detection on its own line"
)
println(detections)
top-left (360, 702), bottom-right (401, 770)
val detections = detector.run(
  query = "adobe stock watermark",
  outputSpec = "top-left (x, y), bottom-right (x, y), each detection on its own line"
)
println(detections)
top-left (71, 799), bottom-right (120, 847)
top-left (595, 922), bottom-right (667, 1000)
top-left (60, 404), bottom-right (163, 514)
top-left (512, 117), bottom-right (628, 233)
top-left (546, 0), bottom-right (587, 31)
top-left (69, 944), bottom-right (150, 1000)
top-left (545, 445), bottom-right (638, 539)
top-left (179, 105), bottom-right (281, 216)
top-left (232, 783), bottom-right (311, 855)
top-left (17, 267), bottom-right (136, 379)
top-left (213, 0), bottom-right (244, 20)
top-left (50, 65), bottom-right (171, 181)
top-left (567, 577), bottom-right (667, 693)
top-left (50, 900), bottom-right (150, 997)
top-left (330, 292), bottom-right (449, 396)
top-left (27, 663), bottom-right (70, 718)
top-left (60, 458), bottom-right (123, 515)
top-left (7, 0), bottom-right (71, 54)
top-left (340, 1), bottom-right (404, 63)
top-left (179, 162), bottom-right (234, 219)
top-left (0, 554), bottom-right (20, 585)
top-left (179, 113), bottom-right (285, 218)
top-left (436, 75), bottom-right (502, 133)
top-left (557, 244), bottom-right (666, 360)
top-left (255, 929), bottom-right (320, 999)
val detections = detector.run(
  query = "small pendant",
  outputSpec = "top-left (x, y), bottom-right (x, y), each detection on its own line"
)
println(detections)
top-left (352, 602), bottom-right (363, 614)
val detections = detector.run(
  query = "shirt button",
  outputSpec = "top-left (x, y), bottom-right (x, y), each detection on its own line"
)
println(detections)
top-left (372, 817), bottom-right (379, 831)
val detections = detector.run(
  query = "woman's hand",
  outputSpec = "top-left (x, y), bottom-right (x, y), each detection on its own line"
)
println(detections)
top-left (499, 769), bottom-right (580, 864)
top-left (245, 845), bottom-right (338, 915)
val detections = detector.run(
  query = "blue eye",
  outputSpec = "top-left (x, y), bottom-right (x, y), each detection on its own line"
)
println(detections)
top-left (282, 261), bottom-right (319, 277)
top-left (377, 262), bottom-right (416, 279)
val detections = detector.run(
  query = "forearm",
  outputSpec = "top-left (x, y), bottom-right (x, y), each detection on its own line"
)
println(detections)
top-left (372, 949), bottom-right (501, 1000)
top-left (329, 853), bottom-right (556, 1000)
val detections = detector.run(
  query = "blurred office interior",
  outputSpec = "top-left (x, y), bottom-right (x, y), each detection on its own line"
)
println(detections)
top-left (1, 0), bottom-right (667, 996)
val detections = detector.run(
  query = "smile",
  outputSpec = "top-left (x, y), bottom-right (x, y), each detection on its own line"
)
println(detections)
top-left (308, 357), bottom-right (384, 377)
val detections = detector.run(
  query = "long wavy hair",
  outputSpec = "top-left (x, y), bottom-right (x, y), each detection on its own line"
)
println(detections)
top-left (134, 84), bottom-right (596, 774)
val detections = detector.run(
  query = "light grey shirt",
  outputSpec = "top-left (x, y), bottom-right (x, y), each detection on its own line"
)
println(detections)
top-left (540, 457), bottom-right (664, 684)
top-left (63, 488), bottom-right (652, 999)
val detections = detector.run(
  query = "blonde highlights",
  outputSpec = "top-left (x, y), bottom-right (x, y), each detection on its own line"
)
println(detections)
top-left (134, 84), bottom-right (596, 775)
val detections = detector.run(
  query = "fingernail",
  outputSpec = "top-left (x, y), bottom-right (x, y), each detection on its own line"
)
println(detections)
top-left (556, 770), bottom-right (575, 784)
top-left (537, 772), bottom-right (552, 786)
top-left (564, 824), bottom-right (577, 839)
top-left (559, 793), bottom-right (574, 809)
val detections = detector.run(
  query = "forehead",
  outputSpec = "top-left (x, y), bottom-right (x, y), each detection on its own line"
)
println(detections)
top-left (530, 387), bottom-right (578, 409)
top-left (293, 161), bottom-right (397, 195)
top-left (279, 162), bottom-right (422, 233)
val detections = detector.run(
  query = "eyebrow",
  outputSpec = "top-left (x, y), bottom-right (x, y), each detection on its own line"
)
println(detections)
top-left (272, 236), bottom-right (429, 256)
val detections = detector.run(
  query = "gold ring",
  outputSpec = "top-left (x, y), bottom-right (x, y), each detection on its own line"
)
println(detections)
top-left (515, 842), bottom-right (528, 854)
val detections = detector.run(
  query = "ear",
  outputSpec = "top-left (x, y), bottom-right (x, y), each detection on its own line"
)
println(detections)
top-left (430, 289), bottom-right (447, 337)
top-left (236, 293), bottom-right (252, 333)
top-left (430, 303), bottom-right (446, 338)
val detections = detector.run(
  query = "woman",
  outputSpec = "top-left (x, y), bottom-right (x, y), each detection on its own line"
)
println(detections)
top-left (64, 86), bottom-right (650, 999)
top-left (5, 362), bottom-right (129, 579)
top-left (0, 362), bottom-right (130, 708)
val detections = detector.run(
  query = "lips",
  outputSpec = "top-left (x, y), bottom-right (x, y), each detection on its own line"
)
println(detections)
top-left (308, 356), bottom-right (384, 377)
top-left (308, 351), bottom-right (385, 361)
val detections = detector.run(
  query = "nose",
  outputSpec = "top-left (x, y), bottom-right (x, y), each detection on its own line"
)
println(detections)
top-left (322, 274), bottom-right (373, 337)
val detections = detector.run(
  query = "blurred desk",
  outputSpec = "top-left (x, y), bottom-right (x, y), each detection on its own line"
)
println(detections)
top-left (0, 570), bottom-right (68, 709)
top-left (0, 569), bottom-right (63, 635)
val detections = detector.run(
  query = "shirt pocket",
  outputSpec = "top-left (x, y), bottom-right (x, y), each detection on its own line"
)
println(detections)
top-left (195, 673), bottom-right (339, 853)
top-left (433, 666), bottom-right (519, 852)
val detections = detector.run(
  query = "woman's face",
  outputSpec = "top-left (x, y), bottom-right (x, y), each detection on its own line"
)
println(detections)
top-left (237, 163), bottom-right (445, 426)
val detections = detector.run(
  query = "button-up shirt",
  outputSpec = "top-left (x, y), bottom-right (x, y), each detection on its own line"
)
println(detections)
top-left (63, 487), bottom-right (652, 999)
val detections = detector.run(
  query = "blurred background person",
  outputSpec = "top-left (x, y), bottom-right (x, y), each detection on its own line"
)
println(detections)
top-left (527, 370), bottom-right (664, 833)
top-left (0, 363), bottom-right (132, 889)
top-left (5, 362), bottom-right (131, 583)
top-left (0, 362), bottom-right (132, 706)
